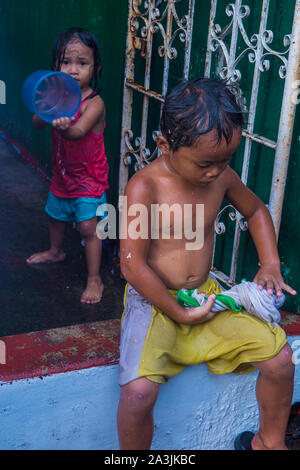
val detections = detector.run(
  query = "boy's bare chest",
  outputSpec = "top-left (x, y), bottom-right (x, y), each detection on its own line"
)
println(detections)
top-left (152, 181), bottom-right (225, 227)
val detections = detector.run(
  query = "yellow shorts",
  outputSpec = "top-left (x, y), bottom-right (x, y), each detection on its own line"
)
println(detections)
top-left (118, 276), bottom-right (287, 386)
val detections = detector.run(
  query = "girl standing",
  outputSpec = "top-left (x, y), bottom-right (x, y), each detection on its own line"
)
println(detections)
top-left (27, 27), bottom-right (109, 304)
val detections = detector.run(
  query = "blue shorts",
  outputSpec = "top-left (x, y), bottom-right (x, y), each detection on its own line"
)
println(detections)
top-left (45, 191), bottom-right (108, 223)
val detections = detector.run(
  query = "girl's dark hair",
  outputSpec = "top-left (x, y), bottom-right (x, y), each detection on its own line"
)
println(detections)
top-left (160, 78), bottom-right (245, 151)
top-left (51, 27), bottom-right (102, 93)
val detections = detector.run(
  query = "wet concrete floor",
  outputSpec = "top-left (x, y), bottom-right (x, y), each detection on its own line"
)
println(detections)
top-left (0, 138), bottom-right (125, 336)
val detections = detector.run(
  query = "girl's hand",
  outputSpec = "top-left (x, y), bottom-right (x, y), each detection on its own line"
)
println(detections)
top-left (52, 116), bottom-right (76, 131)
top-left (183, 294), bottom-right (217, 325)
top-left (253, 264), bottom-right (297, 297)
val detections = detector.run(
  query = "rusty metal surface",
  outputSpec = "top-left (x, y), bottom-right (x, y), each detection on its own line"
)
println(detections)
top-left (0, 319), bottom-right (120, 382)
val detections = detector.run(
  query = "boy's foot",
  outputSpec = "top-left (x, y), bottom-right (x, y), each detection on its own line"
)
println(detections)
top-left (26, 250), bottom-right (66, 264)
top-left (234, 431), bottom-right (288, 450)
top-left (81, 276), bottom-right (104, 304)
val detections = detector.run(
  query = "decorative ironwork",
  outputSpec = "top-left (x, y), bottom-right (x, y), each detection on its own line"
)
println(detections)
top-left (205, 0), bottom-right (300, 284)
top-left (214, 205), bottom-right (248, 236)
top-left (208, 3), bottom-right (291, 83)
top-left (120, 0), bottom-right (300, 285)
top-left (123, 129), bottom-right (159, 171)
top-left (120, 0), bottom-right (195, 180)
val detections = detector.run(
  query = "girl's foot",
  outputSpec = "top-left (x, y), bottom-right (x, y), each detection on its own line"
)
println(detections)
top-left (26, 250), bottom-right (66, 264)
top-left (81, 276), bottom-right (104, 304)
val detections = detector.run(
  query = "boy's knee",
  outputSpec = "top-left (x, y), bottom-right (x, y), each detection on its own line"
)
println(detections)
top-left (254, 344), bottom-right (295, 380)
top-left (120, 378), bottom-right (160, 414)
top-left (272, 344), bottom-right (294, 375)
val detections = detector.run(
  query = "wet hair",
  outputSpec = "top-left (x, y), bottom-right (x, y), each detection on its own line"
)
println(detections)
top-left (51, 27), bottom-right (102, 93)
top-left (160, 78), bottom-right (245, 151)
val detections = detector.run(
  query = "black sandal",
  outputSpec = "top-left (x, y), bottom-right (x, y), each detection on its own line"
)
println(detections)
top-left (234, 431), bottom-right (255, 450)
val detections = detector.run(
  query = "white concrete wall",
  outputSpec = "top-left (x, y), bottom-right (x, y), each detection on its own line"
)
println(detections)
top-left (1, 336), bottom-right (300, 450)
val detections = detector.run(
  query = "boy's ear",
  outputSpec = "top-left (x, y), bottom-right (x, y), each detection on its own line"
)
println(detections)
top-left (156, 135), bottom-right (170, 154)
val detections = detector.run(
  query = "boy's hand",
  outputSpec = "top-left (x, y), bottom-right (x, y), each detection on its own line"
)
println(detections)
top-left (253, 264), bottom-right (297, 297)
top-left (183, 294), bottom-right (217, 325)
top-left (52, 116), bottom-right (76, 131)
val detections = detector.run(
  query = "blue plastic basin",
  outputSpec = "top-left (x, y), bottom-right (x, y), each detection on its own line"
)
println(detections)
top-left (22, 70), bottom-right (82, 123)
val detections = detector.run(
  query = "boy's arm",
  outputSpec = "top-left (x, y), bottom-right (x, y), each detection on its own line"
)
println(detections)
top-left (51, 97), bottom-right (105, 141)
top-left (120, 175), bottom-right (216, 325)
top-left (224, 168), bottom-right (296, 296)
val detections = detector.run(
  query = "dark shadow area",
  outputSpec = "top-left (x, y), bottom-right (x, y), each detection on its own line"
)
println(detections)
top-left (286, 402), bottom-right (300, 450)
top-left (0, 138), bottom-right (125, 336)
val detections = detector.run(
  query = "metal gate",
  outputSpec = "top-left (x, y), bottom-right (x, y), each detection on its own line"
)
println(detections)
top-left (119, 0), bottom-right (300, 286)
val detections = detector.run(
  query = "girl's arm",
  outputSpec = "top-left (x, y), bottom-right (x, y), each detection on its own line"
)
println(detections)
top-left (32, 114), bottom-right (48, 130)
top-left (52, 96), bottom-right (105, 141)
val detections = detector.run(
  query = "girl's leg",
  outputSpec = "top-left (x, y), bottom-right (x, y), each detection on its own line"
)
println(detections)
top-left (117, 377), bottom-right (160, 450)
top-left (77, 217), bottom-right (104, 304)
top-left (250, 343), bottom-right (295, 450)
top-left (26, 217), bottom-right (66, 264)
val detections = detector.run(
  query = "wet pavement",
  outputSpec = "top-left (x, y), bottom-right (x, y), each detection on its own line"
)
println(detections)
top-left (0, 138), bottom-right (125, 337)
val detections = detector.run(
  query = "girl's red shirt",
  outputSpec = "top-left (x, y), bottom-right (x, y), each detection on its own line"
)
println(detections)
top-left (50, 95), bottom-right (109, 198)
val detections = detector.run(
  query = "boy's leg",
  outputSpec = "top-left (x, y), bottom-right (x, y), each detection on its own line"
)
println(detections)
top-left (117, 377), bottom-right (160, 450)
top-left (77, 216), bottom-right (104, 304)
top-left (26, 217), bottom-right (66, 264)
top-left (250, 343), bottom-right (294, 450)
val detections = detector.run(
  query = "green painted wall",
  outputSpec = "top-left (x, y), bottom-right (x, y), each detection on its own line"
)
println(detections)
top-left (0, 0), bottom-right (128, 206)
top-left (0, 0), bottom-right (299, 312)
